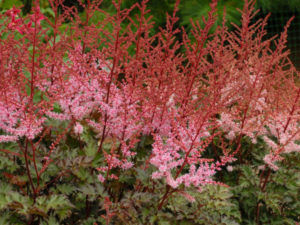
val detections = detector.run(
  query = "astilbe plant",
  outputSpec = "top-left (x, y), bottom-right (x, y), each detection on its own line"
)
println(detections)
top-left (0, 0), bottom-right (299, 224)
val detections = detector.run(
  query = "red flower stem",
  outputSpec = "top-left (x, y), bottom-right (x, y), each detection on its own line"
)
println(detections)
top-left (29, 139), bottom-right (39, 187)
top-left (261, 168), bottom-right (271, 192)
top-left (256, 201), bottom-right (260, 225)
top-left (24, 139), bottom-right (36, 201)
top-left (158, 116), bottom-right (208, 210)
top-left (98, 3), bottom-right (121, 153)
top-left (283, 87), bottom-right (300, 133)
top-left (29, 15), bottom-right (37, 102)
top-left (158, 185), bottom-right (171, 210)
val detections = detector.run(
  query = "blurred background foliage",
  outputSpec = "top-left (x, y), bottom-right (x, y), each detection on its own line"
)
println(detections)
top-left (0, 0), bottom-right (298, 28)
top-left (257, 0), bottom-right (300, 13)
top-left (1, 0), bottom-right (298, 69)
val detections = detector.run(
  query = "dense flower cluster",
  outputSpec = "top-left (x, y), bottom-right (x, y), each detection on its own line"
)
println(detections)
top-left (0, 0), bottom-right (299, 207)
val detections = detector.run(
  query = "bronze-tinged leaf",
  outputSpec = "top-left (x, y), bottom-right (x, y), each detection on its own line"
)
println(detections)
top-left (8, 201), bottom-right (23, 210)
top-left (28, 207), bottom-right (48, 218)
top-left (3, 172), bottom-right (27, 187)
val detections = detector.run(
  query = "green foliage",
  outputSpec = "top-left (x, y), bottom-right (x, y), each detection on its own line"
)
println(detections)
top-left (1, 113), bottom-right (300, 224)
top-left (256, 0), bottom-right (300, 12)
top-left (179, 0), bottom-right (244, 32)
top-left (0, 0), bottom-right (23, 9)
top-left (225, 141), bottom-right (300, 224)
top-left (106, 176), bottom-right (240, 224)
top-left (166, 185), bottom-right (241, 225)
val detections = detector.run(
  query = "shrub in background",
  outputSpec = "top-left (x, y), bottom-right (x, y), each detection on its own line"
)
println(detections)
top-left (0, 0), bottom-right (299, 224)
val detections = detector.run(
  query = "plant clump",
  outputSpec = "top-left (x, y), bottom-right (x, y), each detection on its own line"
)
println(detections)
top-left (0, 0), bottom-right (299, 224)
